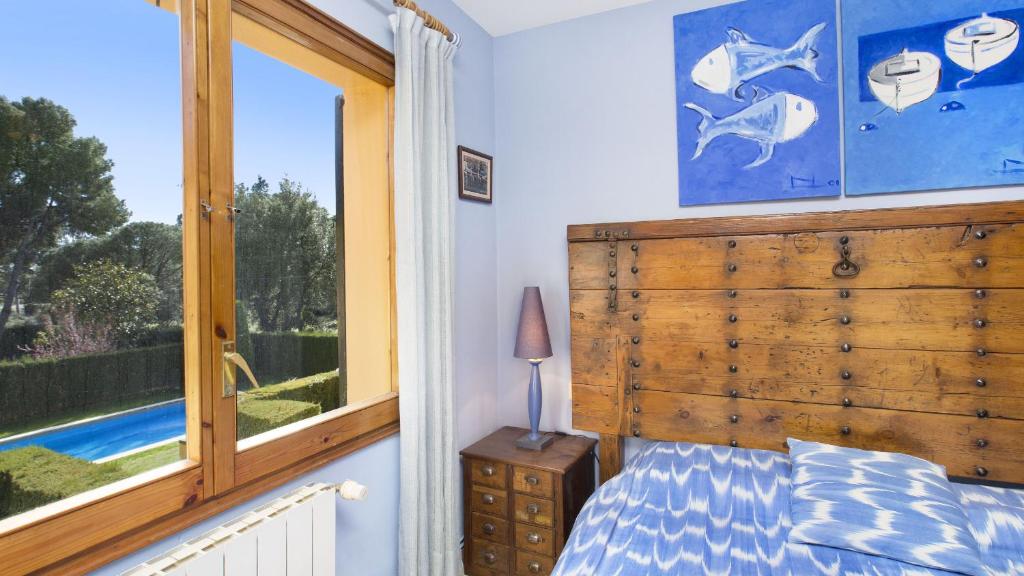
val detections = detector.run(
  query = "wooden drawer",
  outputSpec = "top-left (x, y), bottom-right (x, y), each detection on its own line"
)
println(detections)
top-left (515, 550), bottom-right (554, 575)
top-left (512, 466), bottom-right (553, 498)
top-left (471, 459), bottom-right (507, 489)
top-left (472, 512), bottom-right (509, 545)
top-left (472, 485), bottom-right (509, 518)
top-left (513, 494), bottom-right (553, 527)
top-left (471, 539), bottom-right (510, 574)
top-left (514, 523), bottom-right (553, 557)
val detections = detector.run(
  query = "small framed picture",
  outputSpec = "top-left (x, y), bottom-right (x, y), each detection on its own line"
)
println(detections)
top-left (457, 146), bottom-right (493, 203)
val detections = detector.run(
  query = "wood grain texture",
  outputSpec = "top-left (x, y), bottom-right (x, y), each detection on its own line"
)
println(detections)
top-left (572, 289), bottom-right (1024, 353)
top-left (513, 494), bottom-right (554, 527)
top-left (572, 224), bottom-right (1024, 289)
top-left (633, 391), bottom-right (1021, 482)
top-left (568, 201), bottom-right (1024, 483)
top-left (234, 393), bottom-right (398, 485)
top-left (567, 200), bottom-right (1024, 242)
top-left (597, 434), bottom-right (624, 485)
top-left (512, 467), bottom-right (554, 499)
top-left (233, 0), bottom-right (395, 85)
top-left (633, 340), bottom-right (1024, 420)
top-left (461, 429), bottom-right (595, 576)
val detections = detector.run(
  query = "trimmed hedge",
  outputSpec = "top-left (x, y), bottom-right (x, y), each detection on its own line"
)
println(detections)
top-left (0, 344), bottom-right (184, 428)
top-left (244, 370), bottom-right (343, 413)
top-left (251, 332), bottom-right (338, 385)
top-left (0, 446), bottom-right (126, 518)
top-left (237, 398), bottom-right (321, 440)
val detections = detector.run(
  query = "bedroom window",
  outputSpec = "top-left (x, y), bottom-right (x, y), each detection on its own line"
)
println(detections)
top-left (0, 0), bottom-right (190, 525)
top-left (0, 0), bottom-right (396, 572)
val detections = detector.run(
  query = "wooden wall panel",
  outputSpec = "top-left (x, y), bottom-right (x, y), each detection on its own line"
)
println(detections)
top-left (570, 224), bottom-right (1024, 290)
top-left (632, 341), bottom-right (1024, 420)
top-left (634, 391), bottom-right (1020, 482)
top-left (572, 289), bottom-right (1024, 353)
top-left (568, 201), bottom-right (1024, 484)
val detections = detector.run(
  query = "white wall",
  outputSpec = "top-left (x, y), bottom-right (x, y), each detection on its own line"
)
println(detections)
top-left (491, 0), bottom-right (1024, 458)
top-left (94, 0), bottom-right (497, 572)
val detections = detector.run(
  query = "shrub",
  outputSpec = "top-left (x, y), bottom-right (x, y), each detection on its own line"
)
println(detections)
top-left (50, 260), bottom-right (160, 344)
top-left (0, 344), bottom-right (184, 428)
top-left (0, 446), bottom-right (126, 518)
top-left (0, 322), bottom-right (42, 360)
top-left (244, 370), bottom-right (342, 413)
top-left (251, 332), bottom-right (338, 383)
top-left (236, 398), bottom-right (321, 440)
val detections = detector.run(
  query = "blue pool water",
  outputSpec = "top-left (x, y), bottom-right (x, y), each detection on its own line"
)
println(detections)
top-left (0, 400), bottom-right (185, 461)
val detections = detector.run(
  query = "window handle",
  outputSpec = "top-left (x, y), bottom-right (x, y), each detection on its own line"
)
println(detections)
top-left (222, 341), bottom-right (259, 397)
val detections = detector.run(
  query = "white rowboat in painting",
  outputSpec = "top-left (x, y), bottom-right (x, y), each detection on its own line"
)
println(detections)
top-left (945, 13), bottom-right (1020, 74)
top-left (868, 49), bottom-right (942, 113)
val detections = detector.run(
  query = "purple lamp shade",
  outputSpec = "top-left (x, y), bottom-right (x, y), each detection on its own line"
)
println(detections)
top-left (514, 287), bottom-right (553, 360)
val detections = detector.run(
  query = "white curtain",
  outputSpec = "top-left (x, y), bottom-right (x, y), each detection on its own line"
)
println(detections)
top-left (392, 7), bottom-right (461, 576)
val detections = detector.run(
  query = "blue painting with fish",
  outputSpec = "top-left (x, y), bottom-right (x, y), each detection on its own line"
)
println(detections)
top-left (674, 0), bottom-right (841, 206)
top-left (843, 0), bottom-right (1024, 195)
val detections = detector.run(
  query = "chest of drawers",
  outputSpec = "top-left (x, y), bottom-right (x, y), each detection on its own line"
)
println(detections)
top-left (461, 427), bottom-right (596, 575)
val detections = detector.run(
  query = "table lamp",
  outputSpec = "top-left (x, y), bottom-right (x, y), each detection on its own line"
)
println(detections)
top-left (514, 287), bottom-right (554, 450)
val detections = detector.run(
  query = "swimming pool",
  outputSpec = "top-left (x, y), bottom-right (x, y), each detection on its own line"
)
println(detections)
top-left (0, 400), bottom-right (185, 461)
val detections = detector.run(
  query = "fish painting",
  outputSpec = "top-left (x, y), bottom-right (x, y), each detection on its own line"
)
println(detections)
top-left (673, 0), bottom-right (840, 205)
top-left (691, 23), bottom-right (828, 101)
top-left (685, 90), bottom-right (819, 169)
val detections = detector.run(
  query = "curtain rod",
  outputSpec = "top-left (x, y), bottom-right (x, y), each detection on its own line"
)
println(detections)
top-left (393, 0), bottom-right (457, 43)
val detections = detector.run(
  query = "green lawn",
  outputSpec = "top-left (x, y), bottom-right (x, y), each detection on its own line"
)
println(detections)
top-left (0, 371), bottom-right (339, 519)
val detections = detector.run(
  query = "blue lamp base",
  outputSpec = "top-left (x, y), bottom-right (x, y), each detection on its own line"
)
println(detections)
top-left (516, 360), bottom-right (554, 451)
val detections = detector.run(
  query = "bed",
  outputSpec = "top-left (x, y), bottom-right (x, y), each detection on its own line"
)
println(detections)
top-left (562, 201), bottom-right (1024, 575)
top-left (553, 441), bottom-right (1024, 575)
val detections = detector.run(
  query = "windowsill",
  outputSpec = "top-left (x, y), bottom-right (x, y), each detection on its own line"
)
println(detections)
top-left (27, 416), bottom-right (399, 575)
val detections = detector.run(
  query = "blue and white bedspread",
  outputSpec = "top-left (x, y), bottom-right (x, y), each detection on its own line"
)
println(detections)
top-left (552, 442), bottom-right (1024, 576)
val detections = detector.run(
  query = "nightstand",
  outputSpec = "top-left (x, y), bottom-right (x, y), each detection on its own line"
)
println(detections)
top-left (460, 427), bottom-right (596, 576)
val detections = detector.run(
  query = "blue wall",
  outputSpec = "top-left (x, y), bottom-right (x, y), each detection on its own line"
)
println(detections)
top-left (490, 0), bottom-right (1024, 459)
top-left (95, 435), bottom-right (400, 575)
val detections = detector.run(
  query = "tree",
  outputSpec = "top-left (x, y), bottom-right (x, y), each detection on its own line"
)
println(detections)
top-left (29, 221), bottom-right (183, 322)
top-left (234, 177), bottom-right (337, 332)
top-left (0, 97), bottom-right (128, 340)
top-left (50, 261), bottom-right (159, 344)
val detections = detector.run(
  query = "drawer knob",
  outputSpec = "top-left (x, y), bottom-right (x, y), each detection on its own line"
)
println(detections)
top-left (527, 532), bottom-right (542, 544)
top-left (526, 503), bottom-right (540, 515)
top-left (484, 552), bottom-right (496, 565)
top-left (528, 561), bottom-right (541, 573)
top-left (526, 475), bottom-right (539, 486)
top-left (482, 494), bottom-right (495, 505)
top-left (481, 465), bottom-right (495, 477)
top-left (483, 523), bottom-right (495, 535)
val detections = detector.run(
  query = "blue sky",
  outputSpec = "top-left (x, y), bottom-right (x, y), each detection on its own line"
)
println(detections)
top-left (0, 0), bottom-right (339, 224)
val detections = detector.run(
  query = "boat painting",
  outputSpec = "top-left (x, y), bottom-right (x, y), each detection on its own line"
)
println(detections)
top-left (842, 0), bottom-right (1024, 196)
top-left (674, 0), bottom-right (840, 206)
top-left (867, 49), bottom-right (943, 113)
top-left (945, 13), bottom-right (1020, 75)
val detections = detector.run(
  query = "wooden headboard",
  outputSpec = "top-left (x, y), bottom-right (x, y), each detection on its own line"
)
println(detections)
top-left (568, 201), bottom-right (1024, 484)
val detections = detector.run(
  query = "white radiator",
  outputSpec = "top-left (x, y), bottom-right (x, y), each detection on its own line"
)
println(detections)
top-left (123, 481), bottom-right (367, 576)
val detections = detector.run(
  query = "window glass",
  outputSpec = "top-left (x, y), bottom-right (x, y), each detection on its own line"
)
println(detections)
top-left (231, 15), bottom-right (394, 444)
top-left (0, 0), bottom-right (185, 520)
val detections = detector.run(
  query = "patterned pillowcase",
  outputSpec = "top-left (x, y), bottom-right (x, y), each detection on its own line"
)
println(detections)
top-left (787, 438), bottom-right (984, 576)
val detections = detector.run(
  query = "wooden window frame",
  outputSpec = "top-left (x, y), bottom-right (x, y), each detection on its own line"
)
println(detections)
top-left (0, 1), bottom-right (397, 574)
